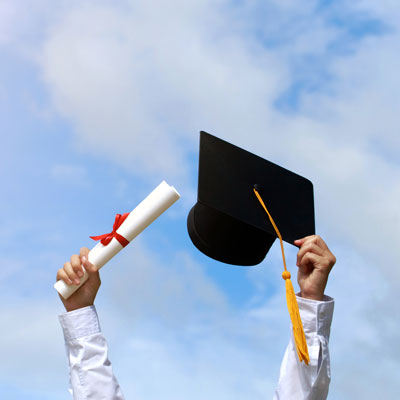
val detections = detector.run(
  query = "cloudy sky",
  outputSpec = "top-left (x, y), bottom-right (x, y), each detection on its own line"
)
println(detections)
top-left (1, 0), bottom-right (399, 399)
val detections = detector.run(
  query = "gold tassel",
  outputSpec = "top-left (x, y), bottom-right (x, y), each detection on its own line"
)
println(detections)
top-left (253, 188), bottom-right (310, 365)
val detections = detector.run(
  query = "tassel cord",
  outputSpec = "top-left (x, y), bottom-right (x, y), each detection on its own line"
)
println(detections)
top-left (253, 188), bottom-right (310, 365)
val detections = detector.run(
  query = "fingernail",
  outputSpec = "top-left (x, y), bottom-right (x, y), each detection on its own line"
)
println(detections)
top-left (81, 256), bottom-right (87, 263)
top-left (74, 278), bottom-right (80, 285)
top-left (77, 270), bottom-right (83, 278)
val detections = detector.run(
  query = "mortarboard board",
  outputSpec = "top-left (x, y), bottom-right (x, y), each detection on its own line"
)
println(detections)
top-left (187, 131), bottom-right (316, 364)
top-left (187, 131), bottom-right (315, 266)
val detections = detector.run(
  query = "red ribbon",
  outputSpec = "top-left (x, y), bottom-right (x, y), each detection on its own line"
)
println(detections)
top-left (90, 213), bottom-right (130, 248)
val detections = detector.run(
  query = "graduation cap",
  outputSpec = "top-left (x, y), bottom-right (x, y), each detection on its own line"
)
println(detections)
top-left (187, 131), bottom-right (315, 266)
top-left (187, 131), bottom-right (315, 363)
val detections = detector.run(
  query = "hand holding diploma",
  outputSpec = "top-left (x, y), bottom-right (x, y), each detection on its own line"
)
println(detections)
top-left (57, 248), bottom-right (101, 312)
top-left (55, 181), bottom-right (180, 302)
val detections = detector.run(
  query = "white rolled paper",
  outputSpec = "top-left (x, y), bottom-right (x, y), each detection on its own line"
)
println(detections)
top-left (54, 181), bottom-right (180, 299)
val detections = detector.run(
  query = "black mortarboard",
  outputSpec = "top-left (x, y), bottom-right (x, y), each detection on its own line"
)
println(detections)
top-left (187, 131), bottom-right (315, 266)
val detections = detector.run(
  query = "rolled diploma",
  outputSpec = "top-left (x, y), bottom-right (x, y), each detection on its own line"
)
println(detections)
top-left (54, 181), bottom-right (180, 299)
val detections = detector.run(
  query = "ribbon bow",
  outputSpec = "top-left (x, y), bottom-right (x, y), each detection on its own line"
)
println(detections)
top-left (90, 213), bottom-right (130, 248)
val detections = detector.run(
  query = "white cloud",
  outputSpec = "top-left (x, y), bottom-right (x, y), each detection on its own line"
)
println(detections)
top-left (0, 1), bottom-right (17, 45)
top-left (51, 163), bottom-right (89, 183)
top-left (0, 240), bottom-right (290, 399)
top-left (38, 1), bottom-right (287, 184)
top-left (113, 329), bottom-right (279, 400)
top-left (1, 0), bottom-right (400, 398)
top-left (326, 245), bottom-right (400, 398)
top-left (0, 299), bottom-right (68, 397)
top-left (95, 242), bottom-right (289, 400)
top-left (355, 0), bottom-right (400, 25)
top-left (104, 242), bottom-right (229, 326)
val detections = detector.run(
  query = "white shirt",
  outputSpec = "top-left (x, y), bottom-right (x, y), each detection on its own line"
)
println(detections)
top-left (273, 295), bottom-right (334, 399)
top-left (59, 296), bottom-right (334, 400)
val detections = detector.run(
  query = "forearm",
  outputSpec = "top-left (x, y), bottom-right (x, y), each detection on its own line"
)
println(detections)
top-left (273, 295), bottom-right (334, 400)
top-left (59, 306), bottom-right (125, 400)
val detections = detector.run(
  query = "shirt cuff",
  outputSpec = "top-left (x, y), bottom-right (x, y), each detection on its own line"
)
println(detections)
top-left (296, 295), bottom-right (334, 338)
top-left (59, 305), bottom-right (101, 342)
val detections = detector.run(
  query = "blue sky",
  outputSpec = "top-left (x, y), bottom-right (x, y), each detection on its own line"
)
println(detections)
top-left (1, 0), bottom-right (400, 399)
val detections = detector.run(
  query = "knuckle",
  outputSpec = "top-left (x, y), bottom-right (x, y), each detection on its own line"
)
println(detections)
top-left (306, 242), bottom-right (314, 250)
top-left (302, 243), bottom-right (313, 255)
top-left (72, 262), bottom-right (81, 271)
top-left (80, 247), bottom-right (89, 255)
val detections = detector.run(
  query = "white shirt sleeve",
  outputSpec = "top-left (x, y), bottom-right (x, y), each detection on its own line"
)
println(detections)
top-left (59, 297), bottom-right (333, 400)
top-left (59, 306), bottom-right (125, 400)
top-left (273, 295), bottom-right (334, 400)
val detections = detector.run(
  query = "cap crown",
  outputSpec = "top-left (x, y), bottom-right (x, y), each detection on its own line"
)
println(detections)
top-left (187, 131), bottom-right (315, 266)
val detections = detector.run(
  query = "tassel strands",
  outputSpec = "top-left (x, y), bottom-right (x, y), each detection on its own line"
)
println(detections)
top-left (253, 188), bottom-right (310, 365)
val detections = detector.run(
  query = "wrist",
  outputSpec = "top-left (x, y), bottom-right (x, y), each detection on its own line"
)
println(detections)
top-left (62, 299), bottom-right (95, 313)
top-left (299, 290), bottom-right (324, 301)
top-left (65, 304), bottom-right (91, 312)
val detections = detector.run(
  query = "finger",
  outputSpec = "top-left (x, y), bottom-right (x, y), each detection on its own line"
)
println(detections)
top-left (299, 252), bottom-right (322, 270)
top-left (313, 235), bottom-right (329, 251)
top-left (300, 236), bottom-right (335, 268)
top-left (294, 236), bottom-right (316, 249)
top-left (296, 242), bottom-right (325, 266)
top-left (294, 236), bottom-right (312, 246)
top-left (81, 255), bottom-right (101, 290)
top-left (80, 255), bottom-right (98, 275)
top-left (295, 235), bottom-right (328, 251)
top-left (70, 254), bottom-right (84, 278)
top-left (63, 262), bottom-right (81, 285)
top-left (57, 268), bottom-right (73, 285)
top-left (80, 247), bottom-right (90, 259)
top-left (294, 234), bottom-right (318, 243)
